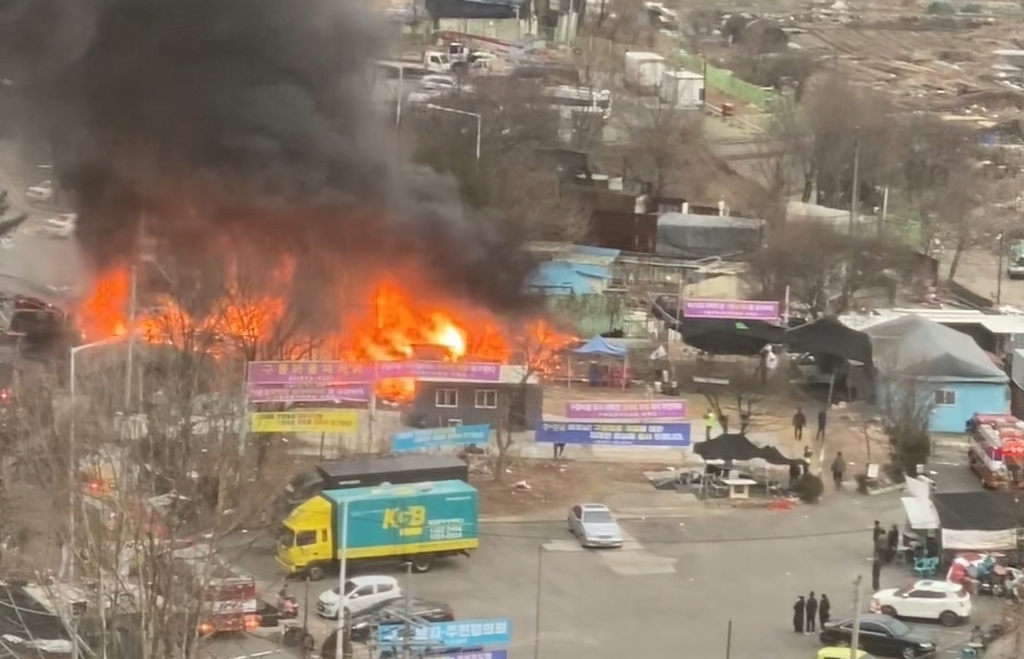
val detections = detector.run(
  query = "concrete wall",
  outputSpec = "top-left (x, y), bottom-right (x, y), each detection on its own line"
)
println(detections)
top-left (928, 381), bottom-right (1008, 433)
top-left (409, 382), bottom-right (542, 430)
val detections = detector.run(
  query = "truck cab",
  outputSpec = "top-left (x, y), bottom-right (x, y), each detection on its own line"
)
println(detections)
top-left (277, 495), bottom-right (335, 580)
top-left (1008, 240), bottom-right (1024, 279)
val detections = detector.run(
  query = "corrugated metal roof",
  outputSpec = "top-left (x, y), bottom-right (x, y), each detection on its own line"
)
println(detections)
top-left (840, 308), bottom-right (1024, 336)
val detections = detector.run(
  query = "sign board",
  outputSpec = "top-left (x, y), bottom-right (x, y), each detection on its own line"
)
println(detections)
top-left (249, 409), bottom-right (358, 433)
top-left (392, 424), bottom-right (491, 453)
top-left (682, 299), bottom-right (779, 321)
top-left (566, 400), bottom-right (686, 420)
top-left (247, 384), bottom-right (371, 404)
top-left (441, 652), bottom-right (508, 659)
top-left (536, 421), bottom-right (691, 447)
top-left (247, 360), bottom-right (501, 386)
top-left (377, 618), bottom-right (511, 648)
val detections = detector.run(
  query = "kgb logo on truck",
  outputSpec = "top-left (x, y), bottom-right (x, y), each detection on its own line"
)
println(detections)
top-left (382, 505), bottom-right (426, 537)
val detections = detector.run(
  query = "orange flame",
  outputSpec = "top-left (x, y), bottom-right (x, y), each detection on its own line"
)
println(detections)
top-left (76, 265), bottom-right (574, 403)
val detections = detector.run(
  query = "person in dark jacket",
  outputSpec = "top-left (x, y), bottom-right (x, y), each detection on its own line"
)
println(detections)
top-left (793, 596), bottom-right (805, 633)
top-left (793, 408), bottom-right (806, 441)
top-left (816, 409), bottom-right (827, 441)
top-left (819, 594), bottom-right (831, 627)
top-left (805, 592), bottom-right (818, 633)
top-left (872, 557), bottom-right (883, 592)
top-left (886, 524), bottom-right (900, 563)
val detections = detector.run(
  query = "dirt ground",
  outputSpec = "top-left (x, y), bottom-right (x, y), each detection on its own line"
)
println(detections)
top-left (471, 458), bottom-right (661, 517)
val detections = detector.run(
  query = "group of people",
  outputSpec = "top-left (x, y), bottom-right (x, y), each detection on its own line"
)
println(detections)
top-left (872, 521), bottom-right (902, 590)
top-left (792, 592), bottom-right (830, 634)
top-left (792, 407), bottom-right (827, 442)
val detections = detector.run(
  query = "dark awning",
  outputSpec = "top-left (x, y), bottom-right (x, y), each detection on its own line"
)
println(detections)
top-left (694, 433), bottom-right (803, 465)
top-left (786, 317), bottom-right (872, 365)
top-left (426, 0), bottom-right (523, 19)
top-left (932, 491), bottom-right (1024, 531)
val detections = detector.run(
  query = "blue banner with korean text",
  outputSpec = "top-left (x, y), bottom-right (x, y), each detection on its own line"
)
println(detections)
top-left (535, 420), bottom-right (691, 447)
top-left (377, 618), bottom-right (511, 647)
top-left (391, 424), bottom-right (491, 453)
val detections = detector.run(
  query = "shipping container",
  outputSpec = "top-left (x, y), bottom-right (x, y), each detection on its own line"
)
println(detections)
top-left (624, 51), bottom-right (665, 95)
top-left (278, 454), bottom-right (469, 515)
top-left (277, 480), bottom-right (479, 578)
top-left (659, 69), bottom-right (704, 108)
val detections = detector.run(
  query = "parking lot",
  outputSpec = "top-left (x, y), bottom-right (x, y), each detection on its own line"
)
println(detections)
top-left (223, 480), bottom-right (1003, 659)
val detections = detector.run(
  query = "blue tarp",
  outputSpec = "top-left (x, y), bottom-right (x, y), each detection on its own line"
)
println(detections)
top-left (571, 335), bottom-right (627, 357)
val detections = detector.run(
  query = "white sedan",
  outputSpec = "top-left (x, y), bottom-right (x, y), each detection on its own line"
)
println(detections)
top-left (25, 180), bottom-right (53, 203)
top-left (316, 575), bottom-right (401, 619)
top-left (870, 579), bottom-right (971, 627)
top-left (567, 503), bottom-right (623, 548)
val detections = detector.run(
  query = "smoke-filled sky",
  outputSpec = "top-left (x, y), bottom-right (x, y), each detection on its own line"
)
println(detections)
top-left (0, 0), bottom-right (534, 312)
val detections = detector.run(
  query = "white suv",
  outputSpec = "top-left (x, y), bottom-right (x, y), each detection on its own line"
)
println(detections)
top-left (870, 580), bottom-right (971, 627)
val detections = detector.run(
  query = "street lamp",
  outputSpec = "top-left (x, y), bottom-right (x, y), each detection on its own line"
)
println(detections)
top-left (425, 103), bottom-right (481, 163)
top-left (66, 335), bottom-right (128, 580)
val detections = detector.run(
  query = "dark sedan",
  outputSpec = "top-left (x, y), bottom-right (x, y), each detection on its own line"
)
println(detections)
top-left (320, 597), bottom-right (454, 656)
top-left (819, 614), bottom-right (936, 659)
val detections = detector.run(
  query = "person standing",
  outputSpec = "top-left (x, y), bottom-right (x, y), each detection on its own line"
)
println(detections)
top-left (819, 593), bottom-right (831, 627)
top-left (805, 592), bottom-right (818, 633)
top-left (793, 596), bottom-right (805, 633)
top-left (886, 524), bottom-right (900, 564)
top-left (703, 411), bottom-right (716, 441)
top-left (831, 452), bottom-right (845, 490)
top-left (816, 409), bottom-right (827, 441)
top-left (792, 407), bottom-right (806, 441)
top-left (553, 442), bottom-right (566, 459)
top-left (872, 557), bottom-right (882, 592)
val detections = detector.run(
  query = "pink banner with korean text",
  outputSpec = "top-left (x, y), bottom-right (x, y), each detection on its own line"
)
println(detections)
top-left (566, 400), bottom-right (686, 420)
top-left (246, 360), bottom-right (502, 385)
top-left (682, 299), bottom-right (779, 322)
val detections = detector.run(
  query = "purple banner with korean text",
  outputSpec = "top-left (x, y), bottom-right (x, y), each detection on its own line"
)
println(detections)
top-left (682, 299), bottom-right (779, 321)
top-left (566, 400), bottom-right (686, 419)
top-left (247, 360), bottom-right (502, 385)
top-left (247, 384), bottom-right (371, 404)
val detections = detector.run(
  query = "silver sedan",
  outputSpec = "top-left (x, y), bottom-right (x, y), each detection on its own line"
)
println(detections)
top-left (567, 503), bottom-right (623, 548)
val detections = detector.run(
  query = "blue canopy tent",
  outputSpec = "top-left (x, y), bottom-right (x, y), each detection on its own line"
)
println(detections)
top-left (569, 335), bottom-right (629, 389)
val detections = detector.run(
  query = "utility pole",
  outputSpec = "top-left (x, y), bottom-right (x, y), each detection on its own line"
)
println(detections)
top-left (849, 135), bottom-right (860, 237)
top-left (533, 543), bottom-right (543, 659)
top-left (124, 263), bottom-right (137, 410)
top-left (997, 231), bottom-right (1006, 307)
top-left (850, 575), bottom-right (863, 659)
top-left (336, 499), bottom-right (350, 659)
top-left (403, 561), bottom-right (413, 659)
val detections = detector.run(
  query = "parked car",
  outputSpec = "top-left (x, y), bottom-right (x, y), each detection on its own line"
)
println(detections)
top-left (25, 180), bottom-right (53, 203)
top-left (320, 597), bottom-right (453, 647)
top-left (819, 614), bottom-right (936, 658)
top-left (44, 213), bottom-right (76, 238)
top-left (567, 503), bottom-right (623, 548)
top-left (870, 580), bottom-right (971, 626)
top-left (316, 575), bottom-right (402, 619)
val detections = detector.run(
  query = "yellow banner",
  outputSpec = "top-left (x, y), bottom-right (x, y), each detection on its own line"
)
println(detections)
top-left (250, 409), bottom-right (358, 433)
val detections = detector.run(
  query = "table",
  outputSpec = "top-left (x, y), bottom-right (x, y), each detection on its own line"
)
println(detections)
top-left (722, 478), bottom-right (757, 500)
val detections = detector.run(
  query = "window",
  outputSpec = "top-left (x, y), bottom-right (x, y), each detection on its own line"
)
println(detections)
top-left (447, 419), bottom-right (463, 427)
top-left (377, 583), bottom-right (395, 594)
top-left (352, 586), bottom-right (374, 598)
top-left (908, 590), bottom-right (945, 599)
top-left (296, 530), bottom-right (317, 547)
top-left (435, 388), bottom-right (458, 408)
top-left (475, 389), bottom-right (497, 409)
top-left (934, 389), bottom-right (956, 406)
top-left (859, 622), bottom-right (888, 636)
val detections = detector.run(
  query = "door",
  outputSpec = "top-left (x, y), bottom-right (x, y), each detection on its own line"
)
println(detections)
top-left (374, 582), bottom-right (398, 606)
top-left (345, 585), bottom-right (376, 614)
top-left (568, 506), bottom-right (582, 536)
top-left (296, 530), bottom-right (318, 566)
top-left (857, 622), bottom-right (889, 655)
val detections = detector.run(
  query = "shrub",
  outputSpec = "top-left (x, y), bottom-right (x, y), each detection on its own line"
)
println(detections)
top-left (796, 473), bottom-right (824, 503)
top-left (926, 1), bottom-right (955, 13)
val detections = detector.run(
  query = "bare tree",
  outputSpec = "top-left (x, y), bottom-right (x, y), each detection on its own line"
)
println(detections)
top-left (494, 321), bottom-right (572, 479)
top-left (622, 103), bottom-right (704, 197)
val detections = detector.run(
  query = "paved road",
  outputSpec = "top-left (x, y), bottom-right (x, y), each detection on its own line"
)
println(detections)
top-left (0, 137), bottom-right (84, 306)
top-left (226, 485), bottom-right (1001, 659)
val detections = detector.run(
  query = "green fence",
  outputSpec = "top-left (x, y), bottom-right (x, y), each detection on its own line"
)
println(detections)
top-left (672, 50), bottom-right (777, 110)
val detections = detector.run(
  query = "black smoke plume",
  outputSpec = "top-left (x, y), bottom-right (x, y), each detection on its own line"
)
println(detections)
top-left (0, 0), bottom-right (535, 311)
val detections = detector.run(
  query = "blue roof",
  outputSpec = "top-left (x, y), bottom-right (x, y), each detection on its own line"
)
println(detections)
top-left (528, 260), bottom-right (610, 295)
top-left (571, 335), bottom-right (627, 357)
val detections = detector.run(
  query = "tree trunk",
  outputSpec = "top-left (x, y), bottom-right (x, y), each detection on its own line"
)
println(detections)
top-left (946, 235), bottom-right (966, 282)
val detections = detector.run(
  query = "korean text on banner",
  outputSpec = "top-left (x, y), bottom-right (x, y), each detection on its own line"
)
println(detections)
top-left (249, 409), bottom-right (358, 433)
top-left (247, 360), bottom-right (502, 385)
top-left (566, 400), bottom-right (686, 419)
top-left (535, 421), bottom-right (691, 447)
top-left (682, 299), bottom-right (779, 321)
top-left (247, 384), bottom-right (371, 404)
top-left (377, 618), bottom-right (511, 648)
top-left (391, 425), bottom-right (491, 453)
